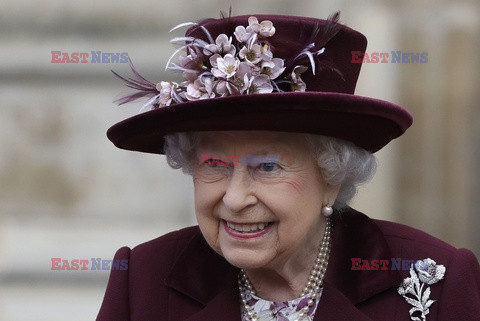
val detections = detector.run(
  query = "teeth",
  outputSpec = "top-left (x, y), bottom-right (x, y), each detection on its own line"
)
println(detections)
top-left (226, 222), bottom-right (269, 233)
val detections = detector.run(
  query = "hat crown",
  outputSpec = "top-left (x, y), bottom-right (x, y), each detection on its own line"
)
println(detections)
top-left (186, 14), bottom-right (367, 95)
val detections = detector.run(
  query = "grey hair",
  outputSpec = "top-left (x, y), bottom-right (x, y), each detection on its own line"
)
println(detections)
top-left (304, 135), bottom-right (377, 210)
top-left (163, 132), bottom-right (200, 175)
top-left (164, 132), bottom-right (376, 210)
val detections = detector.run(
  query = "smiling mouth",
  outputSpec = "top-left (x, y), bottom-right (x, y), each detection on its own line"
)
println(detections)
top-left (225, 221), bottom-right (273, 233)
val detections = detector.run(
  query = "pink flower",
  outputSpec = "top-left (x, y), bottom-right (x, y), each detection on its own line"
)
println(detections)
top-left (290, 65), bottom-right (308, 92)
top-left (185, 78), bottom-right (215, 101)
top-left (234, 25), bottom-right (256, 44)
top-left (178, 53), bottom-right (206, 82)
top-left (242, 74), bottom-right (273, 94)
top-left (261, 58), bottom-right (285, 80)
top-left (236, 61), bottom-right (259, 80)
top-left (155, 81), bottom-right (178, 106)
top-left (214, 79), bottom-right (241, 96)
top-left (248, 16), bottom-right (276, 38)
top-left (209, 53), bottom-right (221, 68)
top-left (203, 34), bottom-right (236, 56)
top-left (260, 44), bottom-right (273, 61)
top-left (211, 54), bottom-right (240, 79)
top-left (239, 43), bottom-right (262, 65)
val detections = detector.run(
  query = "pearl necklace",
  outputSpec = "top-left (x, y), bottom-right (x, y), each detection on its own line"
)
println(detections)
top-left (238, 218), bottom-right (332, 321)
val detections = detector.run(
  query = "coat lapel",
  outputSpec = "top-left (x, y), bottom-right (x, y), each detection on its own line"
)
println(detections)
top-left (314, 281), bottom-right (374, 320)
top-left (324, 209), bottom-right (403, 304)
top-left (165, 231), bottom-right (242, 320)
top-left (166, 208), bottom-right (402, 320)
top-left (183, 288), bottom-right (242, 321)
top-left (165, 231), bottom-right (239, 306)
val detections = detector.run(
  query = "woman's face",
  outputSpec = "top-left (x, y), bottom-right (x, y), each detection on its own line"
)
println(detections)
top-left (193, 131), bottom-right (339, 271)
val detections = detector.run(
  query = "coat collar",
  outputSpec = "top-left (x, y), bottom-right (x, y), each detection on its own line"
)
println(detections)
top-left (166, 208), bottom-right (402, 319)
top-left (325, 208), bottom-right (402, 304)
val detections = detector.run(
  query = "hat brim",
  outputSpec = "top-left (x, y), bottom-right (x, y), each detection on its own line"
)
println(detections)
top-left (107, 92), bottom-right (413, 154)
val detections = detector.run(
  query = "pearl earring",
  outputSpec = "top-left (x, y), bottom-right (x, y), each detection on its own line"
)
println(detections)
top-left (322, 205), bottom-right (333, 217)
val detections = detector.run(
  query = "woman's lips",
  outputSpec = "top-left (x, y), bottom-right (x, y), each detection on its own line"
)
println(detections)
top-left (223, 220), bottom-right (273, 239)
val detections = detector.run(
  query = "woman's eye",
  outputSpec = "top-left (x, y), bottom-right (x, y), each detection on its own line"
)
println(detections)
top-left (202, 158), bottom-right (226, 167)
top-left (259, 162), bottom-right (279, 172)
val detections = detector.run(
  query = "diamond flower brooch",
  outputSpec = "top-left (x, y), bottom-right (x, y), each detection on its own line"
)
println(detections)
top-left (397, 258), bottom-right (446, 321)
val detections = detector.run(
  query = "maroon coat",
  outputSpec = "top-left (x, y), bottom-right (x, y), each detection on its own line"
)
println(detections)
top-left (97, 209), bottom-right (480, 320)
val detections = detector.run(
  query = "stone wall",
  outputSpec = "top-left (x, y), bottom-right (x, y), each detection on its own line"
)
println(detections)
top-left (1, 0), bottom-right (478, 320)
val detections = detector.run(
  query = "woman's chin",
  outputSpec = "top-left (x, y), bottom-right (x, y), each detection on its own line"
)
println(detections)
top-left (225, 257), bottom-right (268, 270)
top-left (217, 222), bottom-right (277, 269)
top-left (220, 248), bottom-right (273, 270)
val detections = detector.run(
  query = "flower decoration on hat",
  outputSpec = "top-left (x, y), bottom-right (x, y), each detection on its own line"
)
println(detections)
top-left (398, 258), bottom-right (446, 321)
top-left (112, 13), bottom-right (342, 112)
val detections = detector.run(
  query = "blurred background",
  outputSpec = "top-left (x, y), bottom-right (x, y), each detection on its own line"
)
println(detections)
top-left (0, 0), bottom-right (479, 320)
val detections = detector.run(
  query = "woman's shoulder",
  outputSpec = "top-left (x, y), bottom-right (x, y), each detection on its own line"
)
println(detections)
top-left (342, 208), bottom-right (478, 269)
top-left (134, 225), bottom-right (201, 248)
top-left (373, 217), bottom-right (456, 253)
top-left (369, 213), bottom-right (479, 276)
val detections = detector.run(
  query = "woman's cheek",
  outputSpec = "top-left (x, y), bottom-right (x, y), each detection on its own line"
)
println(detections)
top-left (194, 182), bottom-right (223, 248)
top-left (195, 207), bottom-right (221, 251)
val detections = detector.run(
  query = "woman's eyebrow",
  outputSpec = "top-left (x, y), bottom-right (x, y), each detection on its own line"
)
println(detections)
top-left (248, 146), bottom-right (290, 156)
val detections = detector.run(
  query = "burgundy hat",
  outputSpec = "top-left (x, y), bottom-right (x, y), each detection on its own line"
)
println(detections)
top-left (108, 13), bottom-right (413, 153)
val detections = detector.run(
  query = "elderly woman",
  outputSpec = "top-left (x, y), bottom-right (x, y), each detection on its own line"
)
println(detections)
top-left (97, 13), bottom-right (480, 321)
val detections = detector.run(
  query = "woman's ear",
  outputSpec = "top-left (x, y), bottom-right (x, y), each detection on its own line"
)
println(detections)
top-left (323, 183), bottom-right (341, 208)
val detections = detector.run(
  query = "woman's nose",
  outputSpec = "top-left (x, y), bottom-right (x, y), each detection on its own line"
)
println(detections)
top-left (222, 166), bottom-right (258, 213)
